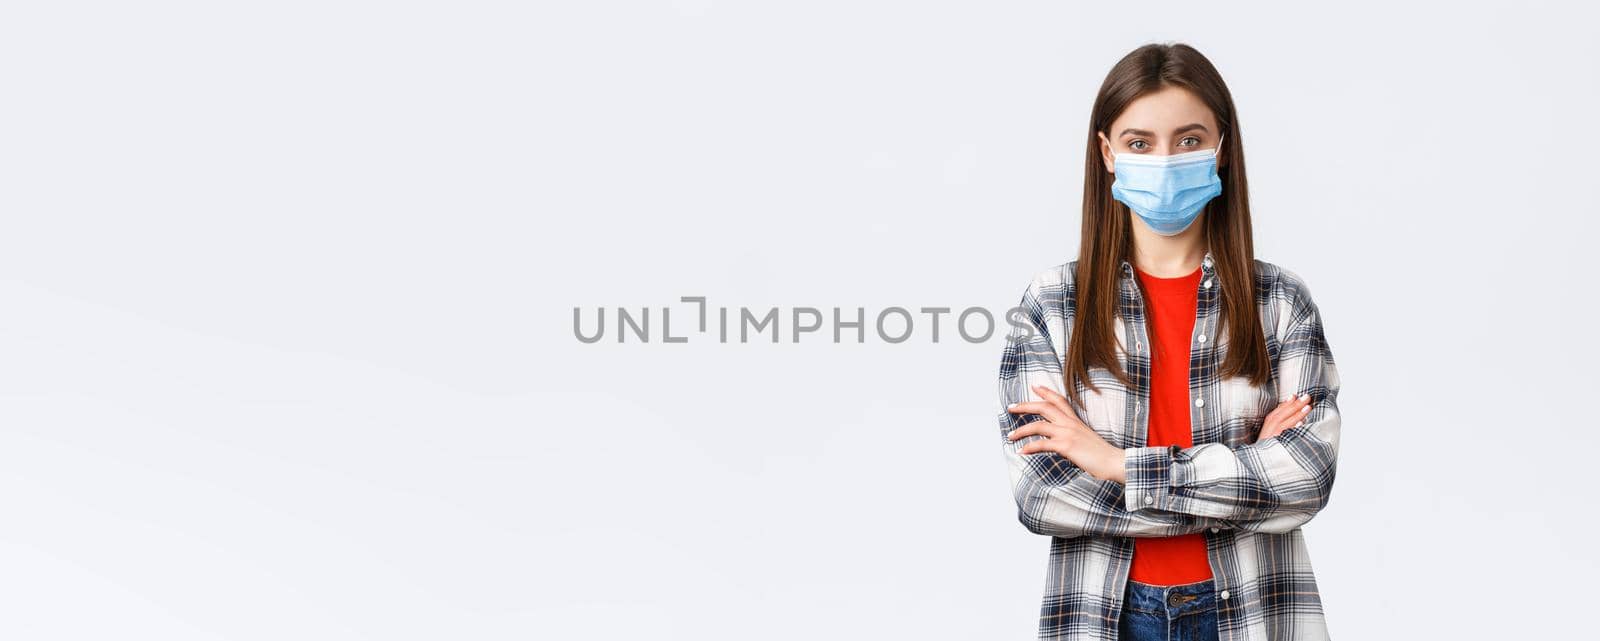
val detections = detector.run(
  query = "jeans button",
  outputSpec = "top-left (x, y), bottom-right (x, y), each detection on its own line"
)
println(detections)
top-left (1167, 593), bottom-right (1183, 607)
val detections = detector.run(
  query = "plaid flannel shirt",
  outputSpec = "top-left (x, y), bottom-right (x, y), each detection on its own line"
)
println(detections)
top-left (996, 250), bottom-right (1340, 641)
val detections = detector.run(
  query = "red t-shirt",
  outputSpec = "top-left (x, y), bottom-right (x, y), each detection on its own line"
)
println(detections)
top-left (1128, 264), bottom-right (1214, 585)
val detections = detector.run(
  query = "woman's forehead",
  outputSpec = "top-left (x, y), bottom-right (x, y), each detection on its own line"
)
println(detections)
top-left (1110, 86), bottom-right (1216, 134)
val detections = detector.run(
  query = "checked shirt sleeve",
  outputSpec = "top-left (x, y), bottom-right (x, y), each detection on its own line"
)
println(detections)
top-left (1123, 280), bottom-right (1341, 531)
top-left (998, 275), bottom-right (1225, 539)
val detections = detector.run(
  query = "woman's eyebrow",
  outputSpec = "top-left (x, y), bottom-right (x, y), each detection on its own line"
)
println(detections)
top-left (1117, 123), bottom-right (1211, 137)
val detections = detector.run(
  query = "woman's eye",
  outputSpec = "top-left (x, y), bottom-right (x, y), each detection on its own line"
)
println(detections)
top-left (1180, 136), bottom-right (1200, 147)
top-left (1129, 140), bottom-right (1148, 151)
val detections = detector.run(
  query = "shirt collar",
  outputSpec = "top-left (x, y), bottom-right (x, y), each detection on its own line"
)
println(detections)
top-left (1120, 249), bottom-right (1216, 281)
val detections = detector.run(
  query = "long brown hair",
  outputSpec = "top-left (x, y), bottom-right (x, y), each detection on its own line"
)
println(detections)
top-left (1065, 42), bottom-right (1270, 397)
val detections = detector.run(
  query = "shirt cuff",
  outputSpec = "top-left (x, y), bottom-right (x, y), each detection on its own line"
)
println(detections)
top-left (1123, 444), bottom-right (1181, 512)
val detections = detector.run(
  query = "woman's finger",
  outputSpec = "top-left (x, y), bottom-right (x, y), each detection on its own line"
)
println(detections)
top-left (1282, 402), bottom-right (1311, 429)
top-left (1259, 414), bottom-right (1293, 441)
top-left (1264, 404), bottom-right (1308, 434)
top-left (1013, 425), bottom-right (1060, 452)
top-left (1009, 400), bottom-right (1071, 425)
top-left (1261, 400), bottom-right (1294, 427)
top-left (1011, 412), bottom-right (1062, 437)
top-left (1259, 401), bottom-right (1312, 441)
top-left (1020, 439), bottom-right (1048, 455)
top-left (1262, 393), bottom-right (1310, 427)
top-left (1008, 421), bottom-right (1043, 441)
top-left (1032, 385), bottom-right (1081, 421)
top-left (1284, 406), bottom-right (1309, 431)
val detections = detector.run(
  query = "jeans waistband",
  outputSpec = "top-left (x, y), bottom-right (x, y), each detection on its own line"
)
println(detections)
top-left (1123, 577), bottom-right (1217, 617)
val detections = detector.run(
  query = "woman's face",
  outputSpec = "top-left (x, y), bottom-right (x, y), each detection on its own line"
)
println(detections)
top-left (1097, 85), bottom-right (1224, 173)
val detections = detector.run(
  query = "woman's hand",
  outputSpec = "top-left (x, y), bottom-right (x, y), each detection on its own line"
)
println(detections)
top-left (1006, 385), bottom-right (1128, 484)
top-left (1255, 392), bottom-right (1313, 443)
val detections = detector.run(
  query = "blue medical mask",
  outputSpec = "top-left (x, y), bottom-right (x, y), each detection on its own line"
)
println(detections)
top-left (1104, 133), bottom-right (1225, 236)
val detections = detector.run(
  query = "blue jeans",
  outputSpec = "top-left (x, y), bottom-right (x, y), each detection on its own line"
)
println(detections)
top-left (1118, 577), bottom-right (1220, 641)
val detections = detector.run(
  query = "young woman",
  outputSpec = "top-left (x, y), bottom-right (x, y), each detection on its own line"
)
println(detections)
top-left (996, 43), bottom-right (1342, 641)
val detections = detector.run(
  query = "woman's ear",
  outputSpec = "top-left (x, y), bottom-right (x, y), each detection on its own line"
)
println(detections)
top-left (1098, 133), bottom-right (1116, 174)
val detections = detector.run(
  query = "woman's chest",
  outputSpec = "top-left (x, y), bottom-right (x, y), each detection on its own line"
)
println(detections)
top-left (1069, 315), bottom-right (1281, 448)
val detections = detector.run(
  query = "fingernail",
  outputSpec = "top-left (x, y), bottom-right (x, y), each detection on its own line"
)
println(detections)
top-left (1300, 405), bottom-right (1310, 413)
top-left (1008, 403), bottom-right (1018, 409)
top-left (1299, 393), bottom-right (1310, 401)
top-left (1294, 420), bottom-right (1304, 427)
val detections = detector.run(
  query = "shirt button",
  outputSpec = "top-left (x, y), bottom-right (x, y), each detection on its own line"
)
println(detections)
top-left (1194, 398), bottom-right (1204, 407)
top-left (1143, 495), bottom-right (1154, 505)
top-left (1209, 526), bottom-right (1219, 533)
top-left (1219, 589), bottom-right (1230, 600)
top-left (1203, 278), bottom-right (1212, 288)
top-left (1197, 334), bottom-right (1207, 343)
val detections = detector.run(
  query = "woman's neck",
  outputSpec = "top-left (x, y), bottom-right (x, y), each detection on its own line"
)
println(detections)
top-left (1129, 215), bottom-right (1208, 278)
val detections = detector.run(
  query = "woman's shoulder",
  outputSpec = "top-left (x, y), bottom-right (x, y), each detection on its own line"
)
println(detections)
top-left (1016, 260), bottom-right (1077, 299)
top-left (1253, 257), bottom-right (1309, 289)
top-left (1029, 260), bottom-right (1077, 287)
top-left (1252, 258), bottom-right (1323, 328)
top-left (1010, 262), bottom-right (1078, 332)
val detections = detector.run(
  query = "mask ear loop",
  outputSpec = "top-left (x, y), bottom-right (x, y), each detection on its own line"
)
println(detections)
top-left (1213, 133), bottom-right (1225, 158)
top-left (1100, 132), bottom-right (1118, 160)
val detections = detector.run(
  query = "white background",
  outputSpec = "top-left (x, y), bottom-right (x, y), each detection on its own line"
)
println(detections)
top-left (2, 1), bottom-right (1596, 639)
